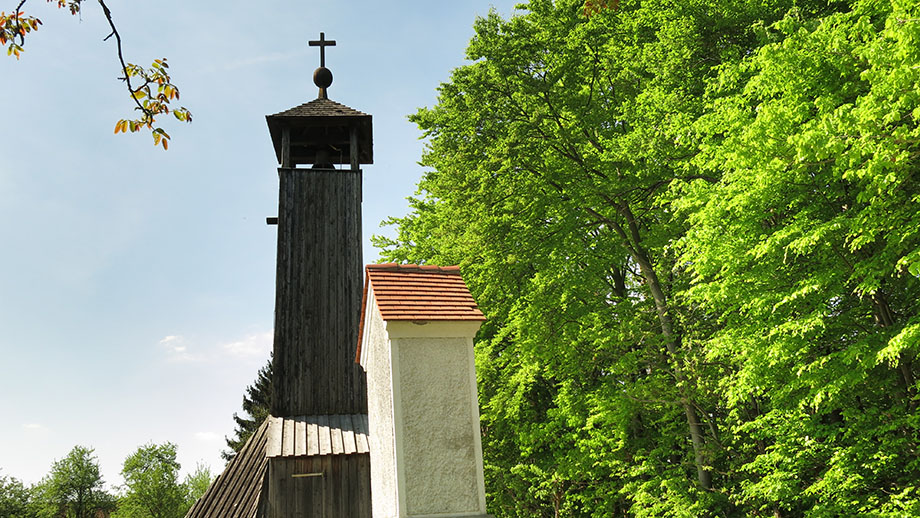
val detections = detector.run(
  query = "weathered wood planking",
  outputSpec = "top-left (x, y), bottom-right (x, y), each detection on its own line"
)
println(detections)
top-left (272, 168), bottom-right (368, 417)
top-left (281, 418), bottom-right (294, 457)
top-left (186, 416), bottom-right (372, 518)
top-left (185, 419), bottom-right (269, 518)
top-left (265, 415), bottom-right (368, 458)
top-left (263, 455), bottom-right (371, 518)
top-left (317, 414), bottom-right (332, 456)
top-left (307, 418), bottom-right (320, 457)
top-left (355, 414), bottom-right (370, 454)
top-left (342, 414), bottom-right (357, 455)
top-left (266, 418), bottom-right (282, 459)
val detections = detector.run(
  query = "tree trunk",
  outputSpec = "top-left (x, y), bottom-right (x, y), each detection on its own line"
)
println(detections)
top-left (611, 202), bottom-right (713, 489)
top-left (635, 245), bottom-right (712, 489)
top-left (874, 292), bottom-right (916, 409)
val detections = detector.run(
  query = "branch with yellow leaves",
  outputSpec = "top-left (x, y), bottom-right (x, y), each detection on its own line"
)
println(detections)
top-left (1, 0), bottom-right (191, 149)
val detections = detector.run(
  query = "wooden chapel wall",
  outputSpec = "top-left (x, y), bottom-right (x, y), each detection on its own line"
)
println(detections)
top-left (271, 167), bottom-right (368, 417)
top-left (262, 454), bottom-right (371, 518)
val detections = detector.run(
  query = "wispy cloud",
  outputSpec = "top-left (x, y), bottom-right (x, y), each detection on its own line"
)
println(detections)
top-left (158, 330), bottom-right (271, 363)
top-left (159, 335), bottom-right (200, 362)
top-left (222, 331), bottom-right (272, 359)
top-left (194, 431), bottom-right (220, 442)
top-left (22, 423), bottom-right (49, 433)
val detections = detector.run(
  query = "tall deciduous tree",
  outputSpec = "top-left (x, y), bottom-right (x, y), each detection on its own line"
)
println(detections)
top-left (113, 443), bottom-right (187, 518)
top-left (379, 0), bottom-right (791, 512)
top-left (675, 0), bottom-right (920, 514)
top-left (182, 463), bottom-right (212, 510)
top-left (376, 0), bottom-right (920, 515)
top-left (33, 446), bottom-right (115, 518)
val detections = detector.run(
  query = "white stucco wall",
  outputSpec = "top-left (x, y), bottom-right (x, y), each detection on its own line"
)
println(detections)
top-left (394, 335), bottom-right (483, 516)
top-left (363, 290), bottom-right (399, 518)
top-left (364, 314), bottom-right (488, 518)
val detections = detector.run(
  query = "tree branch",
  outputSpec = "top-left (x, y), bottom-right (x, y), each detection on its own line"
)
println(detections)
top-left (96, 0), bottom-right (151, 121)
top-left (12, 0), bottom-right (26, 45)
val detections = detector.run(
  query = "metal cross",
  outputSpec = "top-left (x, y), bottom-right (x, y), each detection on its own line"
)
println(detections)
top-left (309, 32), bottom-right (336, 68)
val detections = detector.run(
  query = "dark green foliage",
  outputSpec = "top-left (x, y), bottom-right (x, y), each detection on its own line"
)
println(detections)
top-left (223, 357), bottom-right (272, 461)
top-left (378, 0), bottom-right (920, 515)
top-left (0, 473), bottom-right (35, 518)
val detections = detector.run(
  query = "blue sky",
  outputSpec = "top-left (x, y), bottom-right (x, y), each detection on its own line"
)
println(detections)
top-left (0, 0), bottom-right (518, 488)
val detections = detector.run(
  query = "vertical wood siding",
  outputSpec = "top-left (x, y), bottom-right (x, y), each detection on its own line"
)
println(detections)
top-left (263, 455), bottom-right (371, 518)
top-left (272, 168), bottom-right (368, 416)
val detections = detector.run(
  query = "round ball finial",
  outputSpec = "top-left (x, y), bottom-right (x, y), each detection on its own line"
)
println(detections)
top-left (314, 67), bottom-right (333, 89)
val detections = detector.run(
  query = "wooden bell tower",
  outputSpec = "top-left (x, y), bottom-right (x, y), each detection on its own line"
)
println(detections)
top-left (186, 33), bottom-right (374, 518)
top-left (262, 32), bottom-right (373, 517)
top-left (265, 32), bottom-right (372, 418)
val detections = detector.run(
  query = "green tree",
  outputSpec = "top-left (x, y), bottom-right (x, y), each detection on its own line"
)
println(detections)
top-left (0, 0), bottom-right (191, 148)
top-left (675, 0), bottom-right (920, 514)
top-left (377, 0), bottom-right (897, 516)
top-left (378, 0), bottom-right (792, 513)
top-left (33, 446), bottom-right (115, 518)
top-left (0, 472), bottom-right (35, 518)
top-left (223, 356), bottom-right (272, 461)
top-left (182, 463), bottom-right (212, 509)
top-left (113, 443), bottom-right (187, 518)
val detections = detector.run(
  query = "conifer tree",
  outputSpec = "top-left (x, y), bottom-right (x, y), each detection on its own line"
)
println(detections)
top-left (222, 357), bottom-right (272, 461)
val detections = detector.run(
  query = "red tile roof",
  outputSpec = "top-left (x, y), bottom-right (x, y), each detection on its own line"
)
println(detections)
top-left (356, 264), bottom-right (485, 362)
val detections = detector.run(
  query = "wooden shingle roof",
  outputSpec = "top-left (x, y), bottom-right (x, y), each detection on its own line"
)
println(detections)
top-left (265, 97), bottom-right (373, 166)
top-left (266, 414), bottom-right (369, 457)
top-left (185, 418), bottom-right (269, 518)
top-left (185, 414), bottom-right (371, 518)
top-left (267, 97), bottom-right (370, 118)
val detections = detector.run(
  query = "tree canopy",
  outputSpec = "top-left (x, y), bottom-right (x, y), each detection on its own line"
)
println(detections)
top-left (0, 472), bottom-right (33, 518)
top-left (31, 446), bottom-right (115, 518)
top-left (2, 443), bottom-right (211, 518)
top-left (377, 0), bottom-right (920, 515)
top-left (113, 443), bottom-right (188, 518)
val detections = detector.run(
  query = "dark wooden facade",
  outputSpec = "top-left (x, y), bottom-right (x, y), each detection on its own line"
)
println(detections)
top-left (186, 415), bottom-right (372, 518)
top-left (272, 168), bottom-right (367, 417)
top-left (264, 455), bottom-right (371, 518)
top-left (262, 414), bottom-right (371, 518)
top-left (186, 71), bottom-right (374, 518)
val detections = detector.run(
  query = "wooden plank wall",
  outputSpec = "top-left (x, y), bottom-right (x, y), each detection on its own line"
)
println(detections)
top-left (263, 455), bottom-right (371, 518)
top-left (272, 168), bottom-right (368, 416)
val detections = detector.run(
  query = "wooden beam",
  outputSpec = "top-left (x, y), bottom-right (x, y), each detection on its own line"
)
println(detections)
top-left (350, 127), bottom-right (359, 170)
top-left (281, 128), bottom-right (291, 168)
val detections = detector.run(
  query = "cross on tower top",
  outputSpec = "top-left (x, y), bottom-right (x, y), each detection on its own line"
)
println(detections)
top-left (309, 32), bottom-right (336, 68)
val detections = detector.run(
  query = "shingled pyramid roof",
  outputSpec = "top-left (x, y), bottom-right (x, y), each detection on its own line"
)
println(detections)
top-left (267, 97), bottom-right (370, 118)
top-left (265, 97), bottom-right (373, 166)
